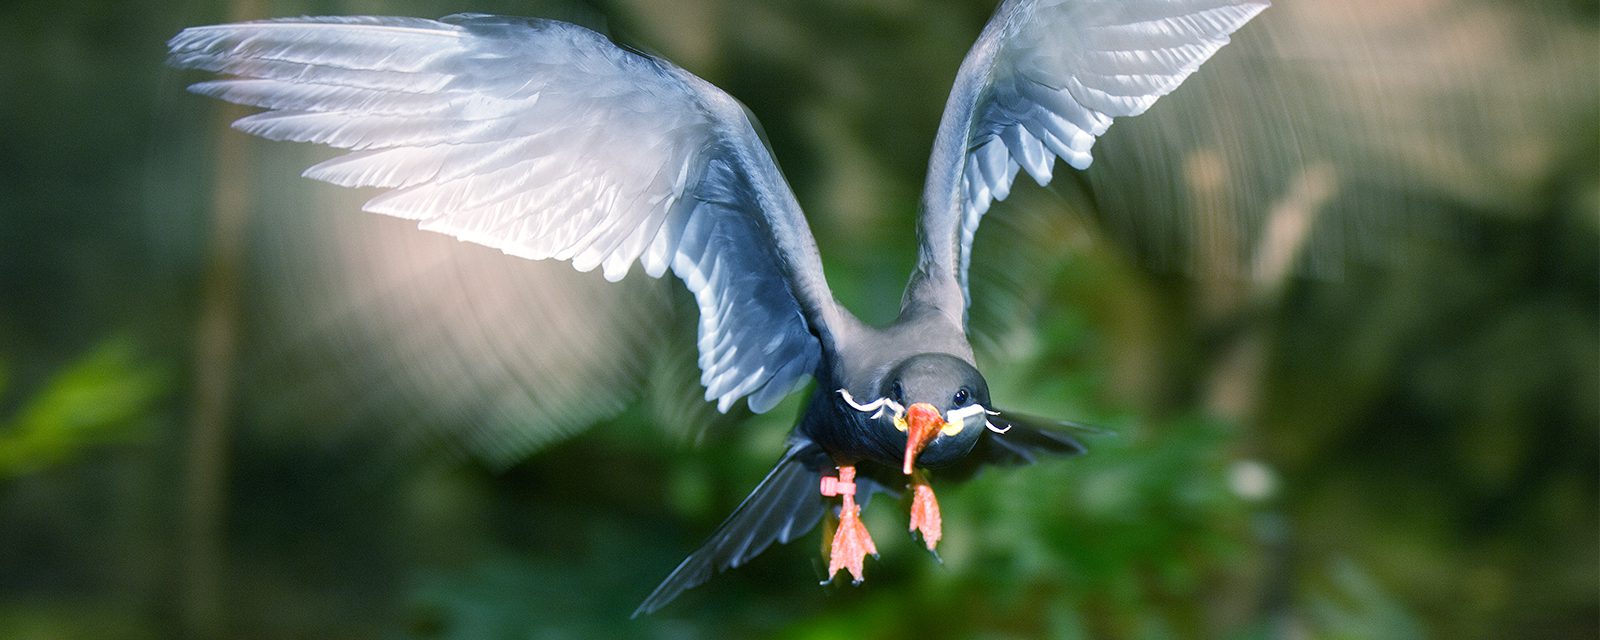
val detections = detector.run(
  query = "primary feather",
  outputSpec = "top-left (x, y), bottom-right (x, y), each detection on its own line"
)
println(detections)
top-left (168, 14), bottom-right (845, 414)
top-left (916, 0), bottom-right (1270, 307)
top-left (168, 0), bottom-right (1269, 615)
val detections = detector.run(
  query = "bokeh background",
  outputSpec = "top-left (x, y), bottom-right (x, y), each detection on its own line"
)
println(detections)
top-left (1, 0), bottom-right (1595, 638)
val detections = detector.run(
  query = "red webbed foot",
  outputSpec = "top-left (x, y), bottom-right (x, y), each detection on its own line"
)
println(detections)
top-left (908, 470), bottom-right (942, 552)
top-left (821, 465), bottom-right (877, 583)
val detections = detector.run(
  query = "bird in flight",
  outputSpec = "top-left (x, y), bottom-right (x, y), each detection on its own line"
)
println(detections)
top-left (167, 0), bottom-right (1268, 615)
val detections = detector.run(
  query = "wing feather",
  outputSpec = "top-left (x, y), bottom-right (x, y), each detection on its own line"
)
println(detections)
top-left (169, 14), bottom-right (841, 415)
top-left (915, 0), bottom-right (1268, 309)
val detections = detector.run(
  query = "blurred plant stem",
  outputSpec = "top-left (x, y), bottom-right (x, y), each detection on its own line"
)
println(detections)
top-left (180, 1), bottom-right (261, 634)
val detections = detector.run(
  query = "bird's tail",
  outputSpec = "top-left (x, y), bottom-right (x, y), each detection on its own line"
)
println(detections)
top-left (934, 410), bottom-right (1095, 483)
top-left (632, 439), bottom-right (829, 617)
top-left (632, 414), bottom-right (1084, 615)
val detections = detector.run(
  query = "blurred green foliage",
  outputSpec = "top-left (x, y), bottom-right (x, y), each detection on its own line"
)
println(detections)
top-left (0, 338), bottom-right (169, 478)
top-left (0, 0), bottom-right (1594, 639)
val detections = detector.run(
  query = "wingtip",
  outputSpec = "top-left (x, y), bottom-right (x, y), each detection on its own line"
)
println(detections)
top-left (164, 24), bottom-right (220, 53)
top-left (163, 31), bottom-right (191, 53)
top-left (182, 80), bottom-right (216, 97)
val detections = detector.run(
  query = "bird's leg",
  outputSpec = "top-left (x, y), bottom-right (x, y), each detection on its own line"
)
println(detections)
top-left (908, 469), bottom-right (942, 552)
top-left (820, 465), bottom-right (876, 583)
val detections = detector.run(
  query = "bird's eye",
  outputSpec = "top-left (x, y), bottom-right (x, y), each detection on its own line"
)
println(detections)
top-left (891, 382), bottom-right (904, 402)
top-left (953, 389), bottom-right (969, 406)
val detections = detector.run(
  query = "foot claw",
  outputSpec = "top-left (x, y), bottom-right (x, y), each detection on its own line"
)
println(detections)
top-left (825, 466), bottom-right (877, 583)
top-left (909, 473), bottom-right (942, 552)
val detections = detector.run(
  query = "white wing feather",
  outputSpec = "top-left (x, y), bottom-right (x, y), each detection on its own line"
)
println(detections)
top-left (920, 0), bottom-right (1270, 300)
top-left (169, 14), bottom-right (835, 413)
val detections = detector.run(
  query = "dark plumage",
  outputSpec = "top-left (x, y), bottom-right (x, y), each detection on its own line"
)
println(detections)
top-left (166, 0), bottom-right (1268, 616)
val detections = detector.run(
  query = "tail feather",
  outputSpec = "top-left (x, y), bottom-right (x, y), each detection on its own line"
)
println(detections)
top-left (981, 411), bottom-right (1091, 465)
top-left (633, 439), bottom-right (828, 617)
top-left (634, 413), bottom-right (1090, 615)
top-left (940, 410), bottom-right (1093, 482)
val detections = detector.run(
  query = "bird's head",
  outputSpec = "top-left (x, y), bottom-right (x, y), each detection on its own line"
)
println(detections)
top-left (840, 353), bottom-right (999, 474)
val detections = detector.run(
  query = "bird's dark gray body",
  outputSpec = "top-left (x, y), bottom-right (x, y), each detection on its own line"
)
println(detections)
top-left (166, 0), bottom-right (1267, 618)
top-left (801, 288), bottom-right (982, 467)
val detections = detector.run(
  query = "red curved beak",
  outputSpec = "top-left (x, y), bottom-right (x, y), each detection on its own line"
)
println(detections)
top-left (902, 402), bottom-right (945, 475)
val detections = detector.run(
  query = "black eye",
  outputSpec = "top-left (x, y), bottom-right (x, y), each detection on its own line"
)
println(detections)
top-left (953, 389), bottom-right (969, 406)
top-left (891, 382), bottom-right (904, 402)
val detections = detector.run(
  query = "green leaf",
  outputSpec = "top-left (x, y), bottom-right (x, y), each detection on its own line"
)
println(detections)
top-left (0, 336), bottom-right (170, 477)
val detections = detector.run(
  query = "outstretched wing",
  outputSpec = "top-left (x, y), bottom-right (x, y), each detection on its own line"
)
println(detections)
top-left (916, 0), bottom-right (1269, 307)
top-left (168, 14), bottom-right (844, 414)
